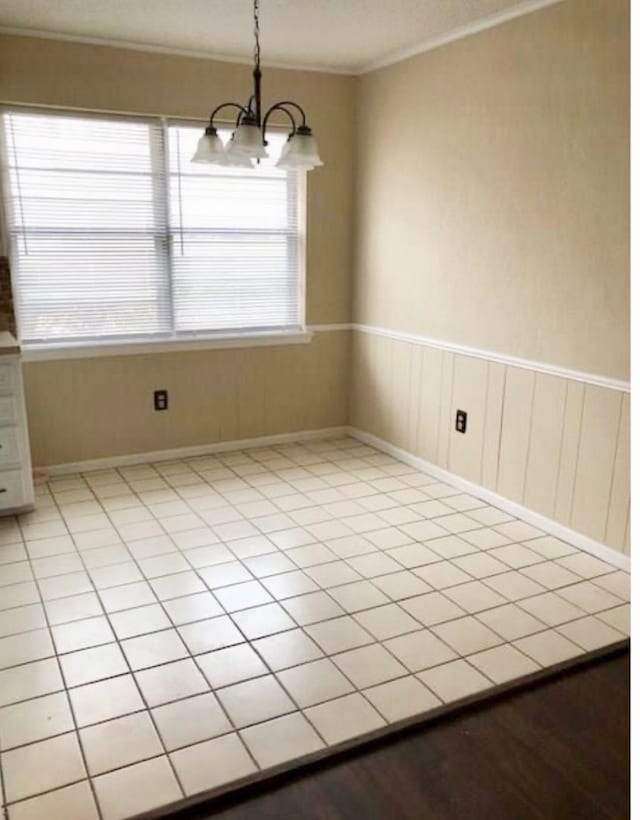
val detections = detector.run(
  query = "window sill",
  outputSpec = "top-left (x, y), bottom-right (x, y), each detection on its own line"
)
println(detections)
top-left (21, 329), bottom-right (314, 362)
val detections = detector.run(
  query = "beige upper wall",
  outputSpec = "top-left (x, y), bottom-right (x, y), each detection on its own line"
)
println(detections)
top-left (0, 34), bottom-right (354, 465)
top-left (354, 0), bottom-right (629, 380)
top-left (0, 32), bottom-right (355, 325)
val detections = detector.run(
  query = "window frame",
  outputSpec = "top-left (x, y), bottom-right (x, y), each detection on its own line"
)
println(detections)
top-left (0, 105), bottom-right (309, 360)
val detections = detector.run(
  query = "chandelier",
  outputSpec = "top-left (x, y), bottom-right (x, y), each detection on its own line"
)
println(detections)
top-left (192, 0), bottom-right (323, 171)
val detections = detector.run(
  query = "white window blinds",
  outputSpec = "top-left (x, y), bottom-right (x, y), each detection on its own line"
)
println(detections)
top-left (1, 110), bottom-right (170, 343)
top-left (168, 125), bottom-right (302, 334)
top-left (0, 109), bottom-right (304, 347)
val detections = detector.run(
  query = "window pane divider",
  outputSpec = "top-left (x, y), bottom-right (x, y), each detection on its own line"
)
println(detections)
top-left (156, 117), bottom-right (175, 333)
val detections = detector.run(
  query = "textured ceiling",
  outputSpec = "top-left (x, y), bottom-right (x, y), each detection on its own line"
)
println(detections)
top-left (0, 0), bottom-right (557, 72)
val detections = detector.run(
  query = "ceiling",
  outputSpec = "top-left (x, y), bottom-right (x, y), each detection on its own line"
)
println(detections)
top-left (0, 0), bottom-right (559, 73)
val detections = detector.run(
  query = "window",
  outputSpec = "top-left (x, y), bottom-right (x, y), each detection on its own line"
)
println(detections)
top-left (0, 108), bottom-right (304, 348)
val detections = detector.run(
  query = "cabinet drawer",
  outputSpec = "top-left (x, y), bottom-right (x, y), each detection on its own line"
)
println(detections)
top-left (0, 428), bottom-right (20, 465)
top-left (0, 469), bottom-right (26, 510)
top-left (0, 396), bottom-right (19, 425)
top-left (0, 363), bottom-right (17, 394)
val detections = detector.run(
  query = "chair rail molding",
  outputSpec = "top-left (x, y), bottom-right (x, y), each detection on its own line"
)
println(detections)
top-left (342, 323), bottom-right (629, 393)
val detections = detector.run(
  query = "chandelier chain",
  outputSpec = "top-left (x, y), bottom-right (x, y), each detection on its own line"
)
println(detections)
top-left (253, 0), bottom-right (261, 71)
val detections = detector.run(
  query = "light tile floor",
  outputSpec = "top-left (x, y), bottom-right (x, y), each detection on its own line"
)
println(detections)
top-left (0, 436), bottom-right (630, 819)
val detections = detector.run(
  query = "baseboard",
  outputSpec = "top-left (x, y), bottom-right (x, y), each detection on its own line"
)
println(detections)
top-left (348, 427), bottom-right (631, 572)
top-left (40, 426), bottom-right (349, 476)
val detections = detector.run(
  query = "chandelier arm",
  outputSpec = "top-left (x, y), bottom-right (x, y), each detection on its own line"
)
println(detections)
top-left (208, 102), bottom-right (251, 129)
top-left (261, 104), bottom-right (298, 141)
top-left (269, 100), bottom-right (307, 128)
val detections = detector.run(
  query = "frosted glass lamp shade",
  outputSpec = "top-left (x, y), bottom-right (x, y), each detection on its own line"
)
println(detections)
top-left (224, 137), bottom-right (255, 167)
top-left (230, 122), bottom-right (268, 159)
top-left (191, 128), bottom-right (227, 164)
top-left (276, 127), bottom-right (323, 171)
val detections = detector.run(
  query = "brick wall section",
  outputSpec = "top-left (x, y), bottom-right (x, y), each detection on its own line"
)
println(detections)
top-left (0, 256), bottom-right (16, 337)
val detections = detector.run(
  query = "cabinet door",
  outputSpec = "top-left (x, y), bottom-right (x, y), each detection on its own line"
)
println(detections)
top-left (0, 428), bottom-right (21, 466)
top-left (0, 396), bottom-right (19, 425)
top-left (0, 363), bottom-right (17, 394)
top-left (0, 469), bottom-right (27, 510)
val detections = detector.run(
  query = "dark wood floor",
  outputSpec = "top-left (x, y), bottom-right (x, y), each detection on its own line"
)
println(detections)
top-left (174, 650), bottom-right (630, 820)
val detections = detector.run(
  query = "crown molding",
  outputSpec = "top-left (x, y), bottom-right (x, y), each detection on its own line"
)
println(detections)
top-left (357, 0), bottom-right (566, 74)
top-left (0, 1), bottom-right (567, 78)
top-left (0, 25), bottom-right (355, 76)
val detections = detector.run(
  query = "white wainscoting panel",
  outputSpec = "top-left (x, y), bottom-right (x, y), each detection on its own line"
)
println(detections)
top-left (350, 328), bottom-right (630, 555)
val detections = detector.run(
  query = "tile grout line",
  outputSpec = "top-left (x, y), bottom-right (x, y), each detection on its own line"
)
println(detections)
top-left (0, 435), bottom-right (629, 816)
top-left (150, 470), bottom-right (391, 756)
top-left (0, 522), bottom-right (625, 652)
top-left (80, 502), bottom-right (259, 799)
top-left (10, 506), bottom-right (105, 820)
top-left (1, 522), bottom-right (625, 638)
top-left (2, 612), bottom-right (625, 770)
top-left (0, 585), bottom-right (625, 719)
top-left (42, 478), bottom-right (194, 812)
top-left (103, 449), bottom-right (343, 779)
top-left (175, 439), bottom-right (409, 742)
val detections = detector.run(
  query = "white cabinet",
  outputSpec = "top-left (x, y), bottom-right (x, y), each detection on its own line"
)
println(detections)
top-left (0, 334), bottom-right (34, 514)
